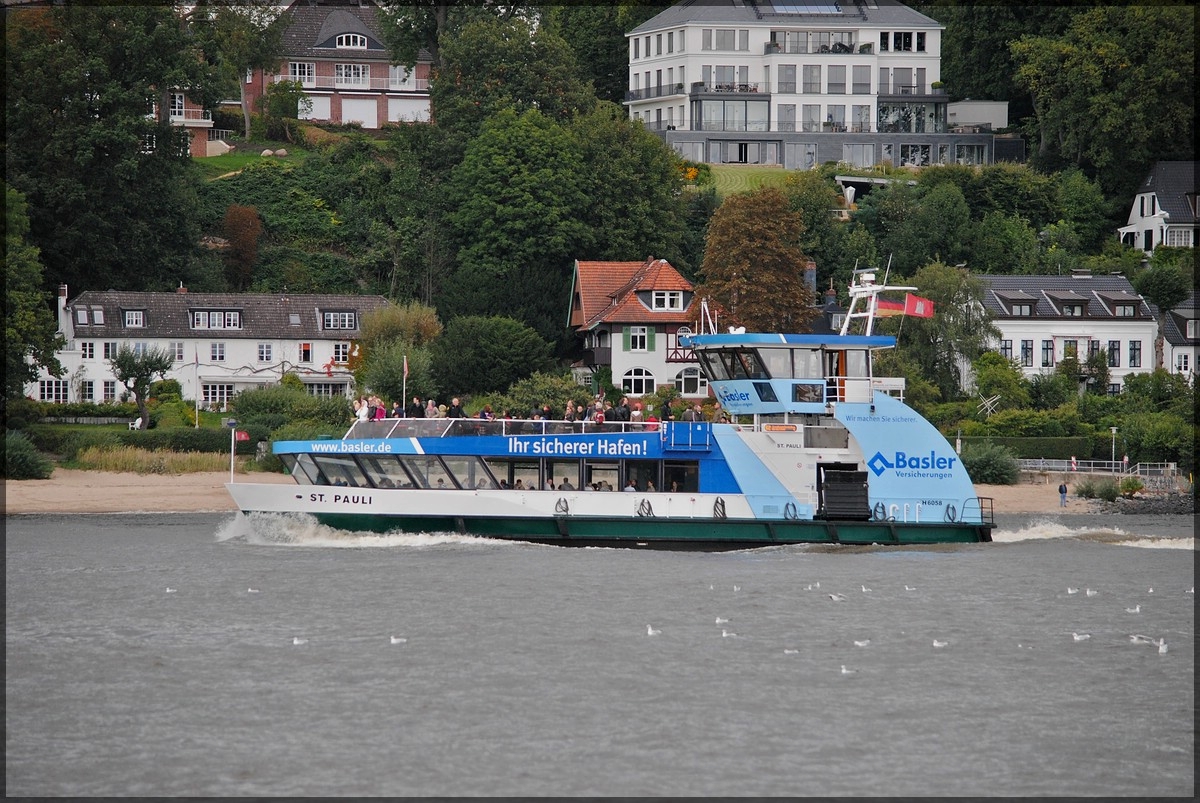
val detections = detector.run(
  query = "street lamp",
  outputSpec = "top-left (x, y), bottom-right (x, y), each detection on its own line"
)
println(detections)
top-left (1110, 426), bottom-right (1118, 472)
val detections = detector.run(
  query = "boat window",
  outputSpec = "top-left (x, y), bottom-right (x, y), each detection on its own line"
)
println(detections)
top-left (281, 453), bottom-right (317, 484)
top-left (439, 455), bottom-right (494, 489)
top-left (792, 382), bottom-right (823, 402)
top-left (738, 350), bottom-right (769, 379)
top-left (359, 455), bottom-right (414, 489)
top-left (793, 349), bottom-right (822, 379)
top-left (399, 456), bottom-right (455, 489)
top-left (664, 461), bottom-right (699, 493)
top-left (845, 349), bottom-right (869, 377)
top-left (545, 459), bottom-right (581, 491)
top-left (697, 351), bottom-right (729, 381)
top-left (311, 455), bottom-right (369, 487)
top-left (584, 460), bottom-right (620, 491)
top-left (719, 351), bottom-right (749, 379)
top-left (754, 382), bottom-right (779, 402)
top-left (624, 459), bottom-right (661, 492)
top-left (760, 348), bottom-right (792, 379)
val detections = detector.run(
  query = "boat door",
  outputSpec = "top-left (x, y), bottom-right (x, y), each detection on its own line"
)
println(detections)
top-left (824, 349), bottom-right (845, 403)
top-left (816, 461), bottom-right (869, 520)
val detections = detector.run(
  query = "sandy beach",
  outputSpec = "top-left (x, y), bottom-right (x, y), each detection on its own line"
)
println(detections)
top-left (3, 469), bottom-right (1094, 515)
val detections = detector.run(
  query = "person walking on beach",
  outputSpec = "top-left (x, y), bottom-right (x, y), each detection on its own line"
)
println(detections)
top-left (1058, 482), bottom-right (1068, 507)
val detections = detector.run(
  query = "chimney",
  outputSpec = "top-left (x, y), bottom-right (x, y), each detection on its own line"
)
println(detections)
top-left (803, 260), bottom-right (817, 296)
top-left (177, 281), bottom-right (188, 294)
top-left (59, 284), bottom-right (69, 299)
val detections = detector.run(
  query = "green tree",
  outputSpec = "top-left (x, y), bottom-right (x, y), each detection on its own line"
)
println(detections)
top-left (5, 186), bottom-right (65, 414)
top-left (539, 5), bottom-right (655, 105)
top-left (852, 181), bottom-right (969, 275)
top-left (697, 187), bottom-right (817, 333)
top-left (784, 170), bottom-right (843, 284)
top-left (1012, 5), bottom-right (1196, 200)
top-left (5, 4), bottom-right (213, 295)
top-left (189, 0), bottom-right (288, 139)
top-left (109, 346), bottom-right (175, 429)
top-left (360, 340), bottom-right (436, 407)
top-left (429, 316), bottom-right (554, 396)
top-left (1027, 373), bottom-right (1075, 411)
top-left (260, 80), bottom-right (312, 143)
top-left (359, 302), bottom-right (442, 352)
top-left (972, 351), bottom-right (1030, 412)
top-left (222, 205), bottom-right (263, 290)
top-left (968, 212), bottom-right (1041, 275)
top-left (1082, 348), bottom-right (1111, 396)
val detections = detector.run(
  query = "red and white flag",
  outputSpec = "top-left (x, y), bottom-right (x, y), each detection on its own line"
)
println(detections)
top-left (903, 293), bottom-right (935, 318)
top-left (235, 430), bottom-right (250, 442)
top-left (403, 354), bottom-right (409, 379)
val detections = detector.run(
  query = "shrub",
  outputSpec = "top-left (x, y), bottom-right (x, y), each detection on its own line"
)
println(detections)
top-left (1094, 479), bottom-right (1120, 502)
top-left (959, 442), bottom-right (1019, 485)
top-left (256, 420), bottom-right (343, 472)
top-left (1074, 479), bottom-right (1096, 498)
top-left (1119, 476), bottom-right (1145, 497)
top-left (4, 430), bottom-right (54, 479)
top-left (4, 398), bottom-right (45, 430)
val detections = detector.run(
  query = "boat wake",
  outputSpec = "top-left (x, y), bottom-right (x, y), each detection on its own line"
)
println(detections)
top-left (214, 512), bottom-right (505, 549)
top-left (992, 519), bottom-right (1193, 550)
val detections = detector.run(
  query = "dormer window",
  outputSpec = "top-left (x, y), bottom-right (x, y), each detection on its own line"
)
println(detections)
top-left (125, 310), bottom-right (145, 328)
top-left (1061, 304), bottom-right (1084, 317)
top-left (652, 291), bottom-right (683, 310)
top-left (192, 310), bottom-right (242, 330)
top-left (336, 34), bottom-right (367, 49)
top-left (323, 311), bottom-right (356, 330)
top-left (76, 309), bottom-right (89, 325)
top-left (1113, 304), bottom-right (1135, 317)
top-left (1187, 320), bottom-right (1198, 339)
top-left (1011, 303), bottom-right (1032, 317)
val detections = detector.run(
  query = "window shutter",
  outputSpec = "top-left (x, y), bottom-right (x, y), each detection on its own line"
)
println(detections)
top-left (622, 326), bottom-right (631, 352)
top-left (647, 327), bottom-right (656, 352)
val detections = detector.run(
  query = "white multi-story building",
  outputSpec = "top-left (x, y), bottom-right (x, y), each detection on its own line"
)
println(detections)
top-left (1162, 290), bottom-right (1197, 383)
top-left (626, 0), bottom-right (999, 168)
top-left (28, 285), bottom-right (390, 409)
top-left (1117, 161), bottom-right (1197, 255)
top-left (978, 273), bottom-right (1159, 393)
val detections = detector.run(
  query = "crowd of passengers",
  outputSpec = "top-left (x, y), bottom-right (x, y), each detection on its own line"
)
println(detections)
top-left (334, 475), bottom-right (684, 492)
top-left (351, 394), bottom-right (732, 426)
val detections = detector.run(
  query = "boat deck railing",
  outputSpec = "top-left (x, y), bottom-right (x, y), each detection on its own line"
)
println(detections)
top-left (345, 417), bottom-right (676, 440)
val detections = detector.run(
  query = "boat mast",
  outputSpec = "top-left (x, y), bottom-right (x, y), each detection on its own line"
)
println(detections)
top-left (838, 256), bottom-right (915, 336)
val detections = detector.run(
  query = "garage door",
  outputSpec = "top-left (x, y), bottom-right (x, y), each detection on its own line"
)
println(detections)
top-left (342, 98), bottom-right (378, 129)
top-left (301, 95), bottom-right (331, 121)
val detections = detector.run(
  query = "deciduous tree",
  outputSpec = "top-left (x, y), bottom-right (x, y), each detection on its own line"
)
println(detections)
top-left (109, 346), bottom-right (175, 429)
top-left (429, 316), bottom-right (554, 396)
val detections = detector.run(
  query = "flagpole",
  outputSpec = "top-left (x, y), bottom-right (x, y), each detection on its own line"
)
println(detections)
top-left (402, 354), bottom-right (408, 415)
top-left (228, 420), bottom-right (237, 483)
top-left (194, 348), bottom-right (200, 428)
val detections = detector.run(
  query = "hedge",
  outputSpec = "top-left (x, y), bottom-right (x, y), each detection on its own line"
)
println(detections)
top-left (958, 436), bottom-right (1093, 460)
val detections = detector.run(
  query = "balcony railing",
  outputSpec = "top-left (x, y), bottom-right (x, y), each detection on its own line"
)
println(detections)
top-left (169, 109), bottom-right (212, 123)
top-left (625, 84), bottom-right (686, 102)
top-left (691, 81), bottom-right (768, 94)
top-left (270, 74), bottom-right (430, 93)
top-left (763, 41), bottom-right (858, 55)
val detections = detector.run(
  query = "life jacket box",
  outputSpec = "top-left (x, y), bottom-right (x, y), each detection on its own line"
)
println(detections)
top-left (819, 470), bottom-right (871, 520)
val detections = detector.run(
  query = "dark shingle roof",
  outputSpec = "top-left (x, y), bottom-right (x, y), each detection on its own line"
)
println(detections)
top-left (280, 0), bottom-right (393, 63)
top-left (68, 291), bottom-right (390, 340)
top-left (1163, 289), bottom-right (1198, 347)
top-left (1139, 161), bottom-right (1197, 224)
top-left (979, 274), bottom-right (1154, 320)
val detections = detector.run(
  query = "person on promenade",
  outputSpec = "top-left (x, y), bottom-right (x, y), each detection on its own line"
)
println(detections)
top-left (1058, 482), bottom-right (1068, 507)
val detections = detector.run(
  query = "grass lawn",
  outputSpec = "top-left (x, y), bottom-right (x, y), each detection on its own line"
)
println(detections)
top-left (710, 164), bottom-right (793, 197)
top-left (191, 139), bottom-right (313, 181)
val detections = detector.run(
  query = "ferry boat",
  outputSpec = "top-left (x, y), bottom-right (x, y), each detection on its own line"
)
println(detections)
top-left (226, 271), bottom-right (994, 548)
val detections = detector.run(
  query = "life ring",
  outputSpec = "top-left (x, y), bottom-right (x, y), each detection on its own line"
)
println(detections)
top-left (555, 498), bottom-right (569, 515)
top-left (784, 501), bottom-right (799, 520)
top-left (872, 502), bottom-right (887, 521)
top-left (944, 504), bottom-right (958, 523)
top-left (637, 498), bottom-right (655, 518)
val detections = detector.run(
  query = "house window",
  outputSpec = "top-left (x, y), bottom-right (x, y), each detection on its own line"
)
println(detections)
top-left (39, 380), bottom-right (69, 403)
top-left (1108, 340), bottom-right (1120, 367)
top-left (802, 65), bottom-right (821, 94)
top-left (627, 326), bottom-right (649, 352)
top-left (916, 32), bottom-right (926, 52)
top-left (389, 65), bottom-right (415, 89)
top-left (80, 381), bottom-right (94, 402)
top-left (193, 311), bottom-right (242, 329)
top-left (999, 340), bottom-right (1012, 360)
top-left (1114, 304), bottom-right (1134, 317)
top-left (76, 309), bottom-right (89, 325)
top-left (258, 344), bottom-right (273, 363)
top-left (334, 63), bottom-right (369, 87)
top-left (103, 380), bottom-right (117, 402)
top-left (879, 32), bottom-right (889, 52)
top-left (132, 342), bottom-right (149, 357)
top-left (652, 291), bottom-right (683, 311)
top-left (323, 312), bottom-right (356, 330)
top-left (211, 343), bottom-right (226, 362)
top-left (1129, 341), bottom-right (1142, 368)
top-left (1062, 340), bottom-right (1078, 359)
top-left (1176, 353), bottom-right (1191, 374)
top-left (81, 342), bottom-right (95, 359)
top-left (1061, 304), bottom-right (1084, 317)
top-left (1041, 340), bottom-right (1054, 367)
top-left (104, 342), bottom-right (118, 359)
top-left (333, 343), bottom-right (350, 363)
top-left (336, 34), bottom-right (367, 49)
top-left (633, 38), bottom-right (639, 59)
top-left (1020, 340), bottom-right (1033, 367)
top-left (622, 367), bottom-right (655, 395)
top-left (290, 62), bottom-right (315, 86)
top-left (169, 93), bottom-right (184, 119)
top-left (1186, 320), bottom-right (1198, 339)
top-left (1012, 303), bottom-right (1032, 317)
top-left (1164, 228), bottom-right (1191, 247)
top-left (169, 342), bottom-right (184, 361)
top-left (893, 32), bottom-right (913, 52)
top-left (1088, 340), bottom-right (1101, 359)
top-left (125, 310), bottom-right (145, 327)
top-left (675, 366), bottom-right (708, 395)
top-left (841, 143), bottom-right (874, 168)
top-left (92, 308), bottom-right (104, 325)
top-left (299, 343), bottom-right (312, 363)
top-left (827, 65), bottom-right (846, 94)
top-left (667, 31), bottom-right (674, 53)
top-left (307, 382), bottom-right (348, 398)
top-left (202, 384), bottom-right (235, 410)
top-left (1107, 383), bottom-right (1121, 396)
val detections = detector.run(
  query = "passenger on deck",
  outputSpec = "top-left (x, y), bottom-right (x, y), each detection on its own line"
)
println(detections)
top-left (447, 398), bottom-right (466, 418)
top-left (559, 478), bottom-right (575, 490)
top-left (407, 396), bottom-right (425, 418)
top-left (623, 479), bottom-right (637, 492)
top-left (513, 479), bottom-right (525, 490)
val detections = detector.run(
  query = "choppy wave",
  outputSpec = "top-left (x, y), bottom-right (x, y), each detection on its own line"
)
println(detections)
top-left (993, 519), bottom-right (1194, 550)
top-left (215, 512), bottom-right (505, 549)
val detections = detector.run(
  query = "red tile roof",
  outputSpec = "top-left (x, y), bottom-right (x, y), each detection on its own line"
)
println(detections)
top-left (570, 257), bottom-right (695, 330)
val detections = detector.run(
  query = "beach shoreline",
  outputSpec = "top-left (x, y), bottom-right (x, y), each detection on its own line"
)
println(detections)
top-left (3, 468), bottom-right (1105, 516)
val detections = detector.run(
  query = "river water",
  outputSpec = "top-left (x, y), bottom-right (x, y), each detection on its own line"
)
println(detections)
top-left (5, 512), bottom-right (1194, 797)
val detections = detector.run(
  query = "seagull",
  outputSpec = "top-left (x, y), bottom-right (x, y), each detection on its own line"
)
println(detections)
top-left (828, 593), bottom-right (847, 601)
top-left (390, 636), bottom-right (407, 644)
top-left (904, 585), bottom-right (917, 591)
top-left (247, 588), bottom-right (260, 593)
top-left (853, 639), bottom-right (871, 647)
top-left (783, 649), bottom-right (799, 655)
top-left (733, 585), bottom-right (741, 592)
top-left (646, 625), bottom-right (661, 636)
top-left (1126, 604), bottom-right (1141, 614)
top-left (721, 629), bottom-right (737, 638)
top-left (715, 617), bottom-right (729, 624)
top-left (292, 637), bottom-right (308, 645)
top-left (861, 585), bottom-right (872, 593)
top-left (1154, 639), bottom-right (1168, 655)
top-left (1186, 587), bottom-right (1194, 594)
top-left (1067, 587), bottom-right (1079, 595)
top-left (1129, 634), bottom-right (1153, 644)
top-left (1147, 588), bottom-right (1153, 594)
top-left (813, 581), bottom-right (820, 589)
top-left (840, 665), bottom-right (857, 675)
top-left (805, 584), bottom-right (814, 591)
top-left (932, 639), bottom-right (949, 648)
top-left (1072, 632), bottom-right (1091, 641)
top-left (709, 585), bottom-right (714, 590)
top-left (165, 587), bottom-right (176, 593)
top-left (1085, 588), bottom-right (1098, 597)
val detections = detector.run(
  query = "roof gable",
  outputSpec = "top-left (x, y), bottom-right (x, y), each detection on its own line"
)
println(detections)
top-left (1138, 161), bottom-right (1197, 223)
top-left (570, 257), bottom-right (695, 330)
